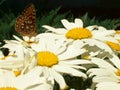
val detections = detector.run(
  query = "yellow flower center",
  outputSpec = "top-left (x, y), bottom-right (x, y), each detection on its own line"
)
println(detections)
top-left (37, 51), bottom-right (59, 67)
top-left (116, 31), bottom-right (120, 34)
top-left (13, 70), bottom-right (21, 76)
top-left (65, 28), bottom-right (92, 40)
top-left (0, 87), bottom-right (17, 90)
top-left (106, 41), bottom-right (120, 51)
top-left (116, 69), bottom-right (120, 76)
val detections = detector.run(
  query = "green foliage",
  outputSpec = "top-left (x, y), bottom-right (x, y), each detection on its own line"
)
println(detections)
top-left (80, 13), bottom-right (120, 29)
top-left (64, 74), bottom-right (85, 90)
top-left (0, 13), bottom-right (16, 40)
top-left (0, 0), bottom-right (6, 6)
top-left (37, 7), bottom-right (69, 33)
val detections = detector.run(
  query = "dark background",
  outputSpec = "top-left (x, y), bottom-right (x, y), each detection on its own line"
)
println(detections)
top-left (0, 0), bottom-right (120, 18)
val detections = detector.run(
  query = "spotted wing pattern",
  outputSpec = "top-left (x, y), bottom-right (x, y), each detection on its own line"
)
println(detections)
top-left (15, 4), bottom-right (37, 37)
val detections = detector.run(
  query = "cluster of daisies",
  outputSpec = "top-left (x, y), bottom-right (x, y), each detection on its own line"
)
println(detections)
top-left (0, 18), bottom-right (120, 90)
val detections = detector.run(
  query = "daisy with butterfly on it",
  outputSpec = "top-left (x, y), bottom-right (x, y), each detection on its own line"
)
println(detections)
top-left (9, 3), bottom-right (60, 50)
top-left (0, 5), bottom-right (37, 75)
top-left (14, 3), bottom-right (64, 48)
top-left (14, 3), bottom-right (39, 48)
top-left (42, 18), bottom-right (119, 55)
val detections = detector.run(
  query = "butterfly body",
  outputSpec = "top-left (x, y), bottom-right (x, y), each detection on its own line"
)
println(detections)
top-left (15, 4), bottom-right (37, 37)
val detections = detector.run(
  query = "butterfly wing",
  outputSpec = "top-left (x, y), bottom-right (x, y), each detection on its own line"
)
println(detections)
top-left (15, 4), bottom-right (37, 37)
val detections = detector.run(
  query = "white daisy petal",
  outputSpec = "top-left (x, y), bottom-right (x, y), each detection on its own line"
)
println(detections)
top-left (13, 35), bottom-right (23, 42)
top-left (96, 82), bottom-right (120, 90)
top-left (74, 18), bottom-right (83, 27)
top-left (92, 30), bottom-right (115, 37)
top-left (61, 19), bottom-right (78, 30)
top-left (16, 76), bottom-right (42, 89)
top-left (0, 69), bottom-right (52, 90)
top-left (53, 64), bottom-right (87, 78)
top-left (71, 65), bottom-right (86, 70)
top-left (96, 86), bottom-right (120, 90)
top-left (92, 34), bottom-right (118, 43)
top-left (28, 83), bottom-right (53, 90)
top-left (0, 60), bottom-right (24, 69)
top-left (96, 26), bottom-right (107, 31)
top-left (43, 67), bottom-right (51, 78)
top-left (72, 40), bottom-right (86, 49)
top-left (37, 38), bottom-right (47, 51)
top-left (0, 73), bottom-right (16, 87)
top-left (60, 59), bottom-right (91, 65)
top-left (109, 54), bottom-right (120, 69)
top-left (59, 61), bottom-right (87, 70)
top-left (96, 82), bottom-right (120, 87)
top-left (50, 69), bottom-right (67, 89)
top-left (25, 66), bottom-right (43, 77)
top-left (53, 40), bottom-right (67, 54)
top-left (45, 39), bottom-right (57, 52)
top-left (86, 25), bottom-right (107, 31)
top-left (93, 76), bottom-right (119, 83)
top-left (42, 25), bottom-right (67, 34)
top-left (92, 58), bottom-right (117, 72)
top-left (96, 84), bottom-right (120, 90)
top-left (87, 68), bottom-right (115, 77)
top-left (44, 38), bottom-right (66, 54)
top-left (58, 43), bottom-right (86, 60)
top-left (4, 40), bottom-right (19, 44)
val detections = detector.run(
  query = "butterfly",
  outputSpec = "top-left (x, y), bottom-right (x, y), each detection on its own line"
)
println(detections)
top-left (15, 3), bottom-right (37, 37)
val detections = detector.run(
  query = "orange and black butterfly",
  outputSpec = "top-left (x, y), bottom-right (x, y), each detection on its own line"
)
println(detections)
top-left (15, 3), bottom-right (37, 37)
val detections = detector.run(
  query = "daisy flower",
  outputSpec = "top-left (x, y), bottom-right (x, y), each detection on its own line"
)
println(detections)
top-left (87, 55), bottom-right (120, 84)
top-left (26, 37), bottom-right (91, 89)
top-left (42, 18), bottom-right (117, 53)
top-left (0, 68), bottom-right (53, 90)
top-left (105, 30), bottom-right (120, 53)
top-left (0, 41), bottom-right (35, 76)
